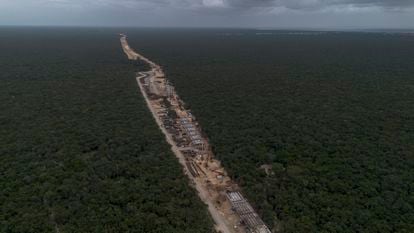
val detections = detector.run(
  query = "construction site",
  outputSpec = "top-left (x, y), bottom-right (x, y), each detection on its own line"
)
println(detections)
top-left (120, 34), bottom-right (272, 233)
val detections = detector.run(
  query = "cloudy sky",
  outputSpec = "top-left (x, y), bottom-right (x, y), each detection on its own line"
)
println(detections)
top-left (0, 0), bottom-right (413, 28)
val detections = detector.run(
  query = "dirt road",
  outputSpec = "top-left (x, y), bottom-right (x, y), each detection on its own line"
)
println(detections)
top-left (121, 35), bottom-right (234, 233)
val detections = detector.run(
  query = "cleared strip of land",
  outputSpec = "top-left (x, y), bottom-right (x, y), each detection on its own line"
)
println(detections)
top-left (120, 34), bottom-right (271, 233)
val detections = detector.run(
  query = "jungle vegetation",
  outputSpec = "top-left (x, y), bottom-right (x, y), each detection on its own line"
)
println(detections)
top-left (128, 29), bottom-right (414, 233)
top-left (0, 27), bottom-right (213, 233)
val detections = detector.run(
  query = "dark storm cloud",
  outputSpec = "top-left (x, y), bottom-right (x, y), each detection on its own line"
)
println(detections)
top-left (222, 0), bottom-right (414, 10)
top-left (0, 0), bottom-right (413, 28)
top-left (80, 0), bottom-right (413, 11)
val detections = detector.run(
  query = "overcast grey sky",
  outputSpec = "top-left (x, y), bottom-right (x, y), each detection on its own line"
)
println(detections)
top-left (0, 0), bottom-right (413, 29)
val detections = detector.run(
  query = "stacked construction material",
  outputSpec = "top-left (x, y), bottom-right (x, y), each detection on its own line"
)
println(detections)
top-left (226, 192), bottom-right (271, 233)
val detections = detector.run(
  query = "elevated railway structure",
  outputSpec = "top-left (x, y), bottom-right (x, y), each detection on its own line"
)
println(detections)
top-left (227, 192), bottom-right (272, 233)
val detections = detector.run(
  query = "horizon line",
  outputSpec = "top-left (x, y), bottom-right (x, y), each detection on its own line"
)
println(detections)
top-left (0, 24), bottom-right (413, 32)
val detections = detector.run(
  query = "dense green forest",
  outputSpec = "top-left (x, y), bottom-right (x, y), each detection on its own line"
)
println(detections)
top-left (0, 28), bottom-right (213, 233)
top-left (128, 29), bottom-right (414, 232)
